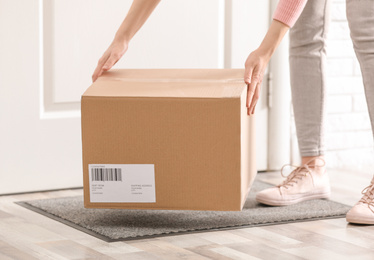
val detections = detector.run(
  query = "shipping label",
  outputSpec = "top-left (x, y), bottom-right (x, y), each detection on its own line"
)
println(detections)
top-left (88, 164), bottom-right (156, 203)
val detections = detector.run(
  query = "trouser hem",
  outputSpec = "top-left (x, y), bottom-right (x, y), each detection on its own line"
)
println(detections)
top-left (299, 150), bottom-right (326, 157)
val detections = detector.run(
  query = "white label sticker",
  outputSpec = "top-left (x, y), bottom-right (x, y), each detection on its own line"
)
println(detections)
top-left (88, 164), bottom-right (155, 203)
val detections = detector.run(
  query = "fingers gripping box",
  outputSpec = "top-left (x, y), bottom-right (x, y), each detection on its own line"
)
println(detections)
top-left (81, 69), bottom-right (257, 211)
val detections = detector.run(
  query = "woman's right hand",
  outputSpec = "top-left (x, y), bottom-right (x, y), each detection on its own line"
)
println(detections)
top-left (91, 0), bottom-right (161, 82)
top-left (92, 40), bottom-right (128, 82)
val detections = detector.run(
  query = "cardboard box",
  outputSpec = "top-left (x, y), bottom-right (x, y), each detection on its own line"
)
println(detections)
top-left (81, 69), bottom-right (256, 211)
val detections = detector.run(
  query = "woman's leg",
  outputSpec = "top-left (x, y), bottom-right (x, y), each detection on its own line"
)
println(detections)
top-left (289, 0), bottom-right (331, 163)
top-left (256, 0), bottom-right (332, 206)
top-left (345, 0), bottom-right (374, 225)
top-left (346, 1), bottom-right (374, 131)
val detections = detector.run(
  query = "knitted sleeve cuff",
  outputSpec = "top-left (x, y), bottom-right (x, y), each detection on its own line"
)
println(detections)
top-left (273, 0), bottom-right (308, 27)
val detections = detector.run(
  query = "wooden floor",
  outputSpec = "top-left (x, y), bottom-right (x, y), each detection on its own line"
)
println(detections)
top-left (1, 169), bottom-right (374, 260)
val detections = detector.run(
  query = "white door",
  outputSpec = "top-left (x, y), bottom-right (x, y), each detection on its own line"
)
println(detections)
top-left (0, 0), bottom-right (269, 194)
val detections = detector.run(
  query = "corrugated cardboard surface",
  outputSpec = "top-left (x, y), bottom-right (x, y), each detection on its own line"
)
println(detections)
top-left (81, 69), bottom-right (256, 211)
top-left (240, 85), bottom-right (257, 209)
top-left (83, 69), bottom-right (245, 98)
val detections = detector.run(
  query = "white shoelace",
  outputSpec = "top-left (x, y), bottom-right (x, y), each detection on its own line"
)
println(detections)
top-left (359, 181), bottom-right (374, 213)
top-left (277, 158), bottom-right (326, 189)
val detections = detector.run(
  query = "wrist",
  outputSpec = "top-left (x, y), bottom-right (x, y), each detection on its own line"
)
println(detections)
top-left (113, 33), bottom-right (130, 46)
top-left (255, 20), bottom-right (289, 61)
top-left (255, 47), bottom-right (273, 62)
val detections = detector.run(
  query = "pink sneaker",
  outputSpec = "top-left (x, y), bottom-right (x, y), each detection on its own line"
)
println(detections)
top-left (346, 177), bottom-right (374, 224)
top-left (256, 158), bottom-right (331, 206)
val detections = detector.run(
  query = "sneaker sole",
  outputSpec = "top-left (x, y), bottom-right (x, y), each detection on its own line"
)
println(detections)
top-left (346, 215), bottom-right (374, 225)
top-left (256, 191), bottom-right (331, 206)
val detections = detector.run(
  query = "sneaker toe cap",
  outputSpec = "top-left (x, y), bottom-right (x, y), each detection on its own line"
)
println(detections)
top-left (346, 204), bottom-right (374, 224)
top-left (256, 187), bottom-right (282, 201)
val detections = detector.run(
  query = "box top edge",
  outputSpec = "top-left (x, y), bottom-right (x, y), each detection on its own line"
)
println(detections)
top-left (83, 69), bottom-right (246, 98)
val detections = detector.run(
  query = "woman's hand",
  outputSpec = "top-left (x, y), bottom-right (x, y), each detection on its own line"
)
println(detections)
top-left (92, 40), bottom-right (128, 82)
top-left (91, 0), bottom-right (161, 82)
top-left (244, 49), bottom-right (270, 116)
top-left (243, 20), bottom-right (290, 116)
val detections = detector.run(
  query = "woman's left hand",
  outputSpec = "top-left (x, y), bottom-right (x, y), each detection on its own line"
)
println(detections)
top-left (244, 49), bottom-right (270, 116)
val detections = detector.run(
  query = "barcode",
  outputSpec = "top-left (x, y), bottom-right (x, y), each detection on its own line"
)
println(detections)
top-left (91, 168), bottom-right (122, 182)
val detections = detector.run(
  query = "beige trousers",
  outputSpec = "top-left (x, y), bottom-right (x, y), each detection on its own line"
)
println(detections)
top-left (289, 0), bottom-right (374, 157)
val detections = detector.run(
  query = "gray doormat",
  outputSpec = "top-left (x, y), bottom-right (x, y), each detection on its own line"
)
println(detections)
top-left (15, 180), bottom-right (350, 242)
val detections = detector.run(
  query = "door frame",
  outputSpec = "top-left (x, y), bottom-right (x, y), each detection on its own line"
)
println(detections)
top-left (267, 0), bottom-right (292, 170)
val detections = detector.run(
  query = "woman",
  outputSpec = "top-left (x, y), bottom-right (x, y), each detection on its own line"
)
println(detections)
top-left (92, 0), bottom-right (374, 224)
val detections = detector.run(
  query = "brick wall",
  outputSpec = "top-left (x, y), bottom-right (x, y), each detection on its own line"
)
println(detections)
top-left (291, 0), bottom-right (374, 173)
